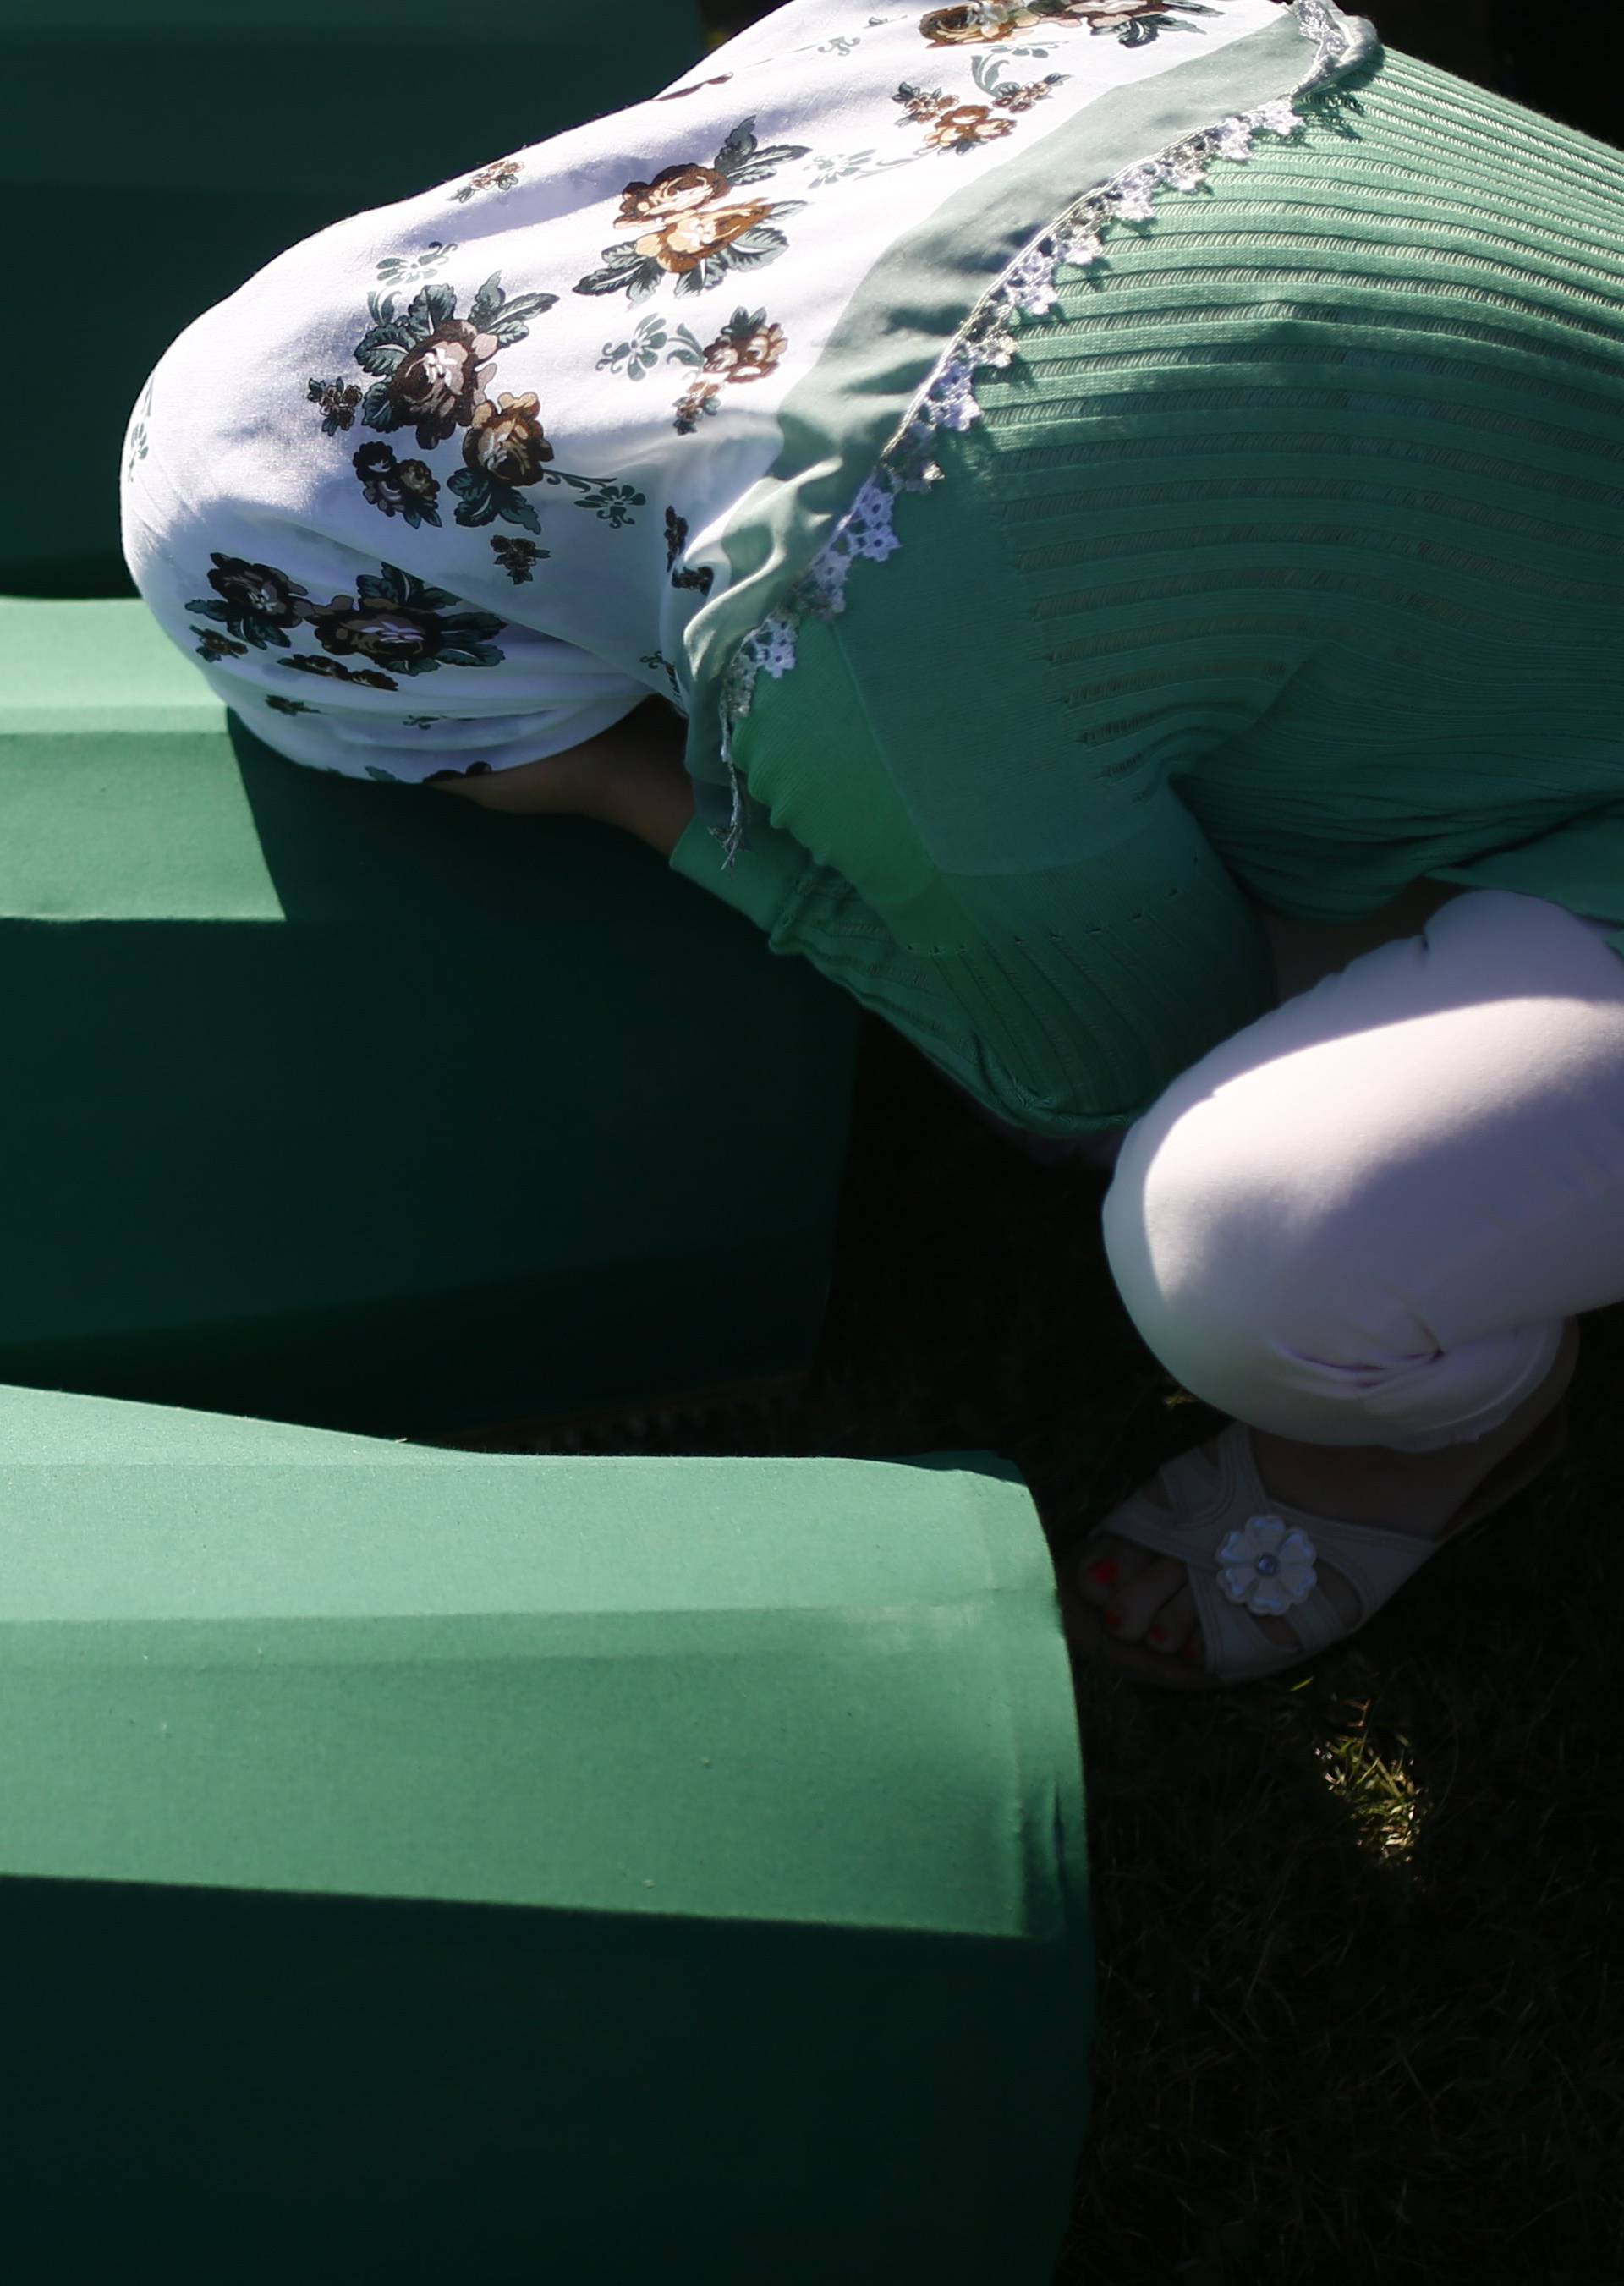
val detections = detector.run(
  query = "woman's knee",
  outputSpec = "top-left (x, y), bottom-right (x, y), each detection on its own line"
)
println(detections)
top-left (1099, 1090), bottom-right (1354, 1417)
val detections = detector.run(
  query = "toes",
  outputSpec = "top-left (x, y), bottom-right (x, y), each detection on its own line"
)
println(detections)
top-left (1144, 1579), bottom-right (1198, 1658)
top-left (1076, 1538), bottom-right (1201, 1656)
top-left (1075, 1530), bottom-right (1155, 1605)
top-left (1075, 1534), bottom-right (1363, 1675)
top-left (1101, 1553), bottom-right (1188, 1646)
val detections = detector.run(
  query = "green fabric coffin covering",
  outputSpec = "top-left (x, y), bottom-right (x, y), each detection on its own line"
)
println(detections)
top-left (0, 1383), bottom-right (1095, 2280)
top-left (0, 0), bottom-right (708, 595)
top-left (0, 600), bottom-right (858, 1434)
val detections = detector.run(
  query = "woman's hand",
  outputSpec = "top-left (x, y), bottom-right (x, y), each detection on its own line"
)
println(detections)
top-left (426, 696), bottom-right (697, 858)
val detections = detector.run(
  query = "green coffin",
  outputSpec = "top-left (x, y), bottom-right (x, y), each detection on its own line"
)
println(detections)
top-left (0, 1383), bottom-right (1095, 2280)
top-left (0, 600), bottom-right (858, 1434)
top-left (0, 0), bottom-right (708, 595)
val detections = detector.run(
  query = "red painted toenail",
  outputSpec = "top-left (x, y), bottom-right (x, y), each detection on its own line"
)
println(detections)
top-left (1147, 1625), bottom-right (1167, 1646)
top-left (1103, 1609), bottom-right (1122, 1630)
top-left (1182, 1641), bottom-right (1201, 1662)
top-left (1088, 1559), bottom-right (1119, 1587)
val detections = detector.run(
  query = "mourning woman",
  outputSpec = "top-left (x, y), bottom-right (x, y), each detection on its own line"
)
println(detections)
top-left (123, 1), bottom-right (1624, 1688)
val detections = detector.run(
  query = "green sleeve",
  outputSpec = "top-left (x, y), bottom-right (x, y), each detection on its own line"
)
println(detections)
top-left (671, 534), bottom-right (1283, 1133)
top-left (670, 782), bottom-right (1277, 1140)
top-left (671, 804), bottom-right (1045, 1109)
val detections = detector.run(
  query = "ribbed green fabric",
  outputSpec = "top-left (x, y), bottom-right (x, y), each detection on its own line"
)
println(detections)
top-left (671, 45), bottom-right (1624, 1138)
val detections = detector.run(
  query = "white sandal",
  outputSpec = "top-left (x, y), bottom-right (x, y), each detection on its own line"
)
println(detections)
top-left (1063, 1405), bottom-right (1571, 1691)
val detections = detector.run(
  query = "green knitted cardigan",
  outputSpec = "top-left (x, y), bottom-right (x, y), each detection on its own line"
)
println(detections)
top-left (672, 43), bottom-right (1624, 1135)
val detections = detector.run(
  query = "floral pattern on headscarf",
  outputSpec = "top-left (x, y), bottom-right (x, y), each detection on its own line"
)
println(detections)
top-left (186, 551), bottom-right (508, 685)
top-left (919, 1), bottom-right (1226, 47)
top-left (895, 48), bottom-right (1071, 147)
top-left (308, 270), bottom-right (649, 545)
top-left (596, 302), bottom-right (790, 431)
top-left (162, 2), bottom-right (1330, 755)
top-left (573, 119), bottom-right (810, 304)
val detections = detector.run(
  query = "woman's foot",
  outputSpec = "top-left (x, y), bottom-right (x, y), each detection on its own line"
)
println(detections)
top-left (1075, 1318), bottom-right (1581, 1672)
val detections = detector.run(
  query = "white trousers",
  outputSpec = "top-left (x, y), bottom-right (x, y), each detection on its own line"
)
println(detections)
top-left (1100, 890), bottom-right (1624, 1452)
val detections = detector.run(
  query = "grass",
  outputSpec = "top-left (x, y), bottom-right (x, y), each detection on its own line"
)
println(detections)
top-left (469, 1013), bottom-right (1624, 2285)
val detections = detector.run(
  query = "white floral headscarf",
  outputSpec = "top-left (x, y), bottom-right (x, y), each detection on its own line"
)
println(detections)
top-left (120, 0), bottom-right (1374, 805)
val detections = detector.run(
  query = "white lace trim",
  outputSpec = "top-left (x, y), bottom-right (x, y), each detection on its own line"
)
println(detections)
top-left (711, 0), bottom-right (1373, 863)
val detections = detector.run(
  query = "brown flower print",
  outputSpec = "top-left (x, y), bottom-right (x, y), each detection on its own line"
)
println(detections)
top-left (703, 315), bottom-right (787, 384)
top-left (185, 553), bottom-right (313, 650)
top-left (302, 595), bottom-right (456, 672)
top-left (919, 4), bottom-right (1042, 42)
top-left (490, 534), bottom-right (549, 584)
top-left (192, 628), bottom-right (248, 663)
top-left (673, 381), bottom-right (724, 435)
top-left (463, 392), bottom-right (554, 487)
top-left (1065, 0), bottom-right (1180, 28)
top-left (277, 654), bottom-right (400, 691)
top-left (380, 319), bottom-right (502, 451)
top-left (284, 563), bottom-right (506, 680)
top-left (616, 169), bottom-right (779, 277)
top-left (921, 0), bottom-right (1188, 42)
top-left (307, 377), bottom-right (363, 435)
top-left (452, 156), bottom-right (524, 204)
top-left (897, 46), bottom-right (1068, 151)
top-left (667, 304), bottom-right (787, 433)
top-left (265, 695), bottom-right (316, 715)
top-left (616, 163), bottom-right (728, 226)
top-left (924, 102), bottom-right (1016, 149)
top-left (353, 442), bottom-right (442, 526)
top-left (207, 556), bottom-right (304, 630)
top-left (576, 120), bottom-right (809, 304)
top-left (998, 79), bottom-right (1058, 112)
top-left (664, 506), bottom-right (714, 597)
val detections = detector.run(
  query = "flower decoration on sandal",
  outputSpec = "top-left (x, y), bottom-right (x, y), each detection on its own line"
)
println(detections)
top-left (1215, 1515), bottom-right (1319, 1617)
